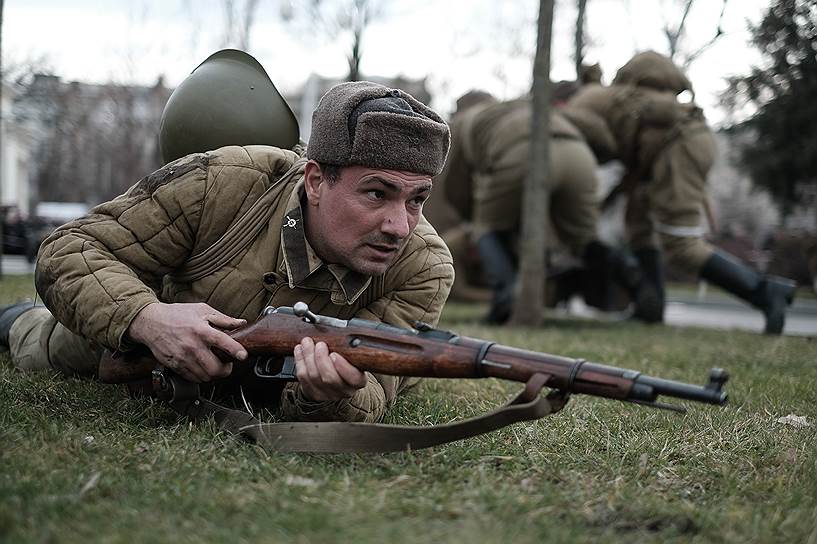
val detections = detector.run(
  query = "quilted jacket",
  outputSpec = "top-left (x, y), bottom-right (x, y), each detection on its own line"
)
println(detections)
top-left (36, 145), bottom-right (454, 422)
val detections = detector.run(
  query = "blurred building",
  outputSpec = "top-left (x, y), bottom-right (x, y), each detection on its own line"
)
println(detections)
top-left (3, 73), bottom-right (431, 217)
top-left (10, 74), bottom-right (172, 210)
top-left (284, 73), bottom-right (432, 142)
top-left (1, 82), bottom-right (37, 216)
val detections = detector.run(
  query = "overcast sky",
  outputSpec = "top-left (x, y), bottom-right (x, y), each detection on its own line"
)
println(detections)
top-left (4, 0), bottom-right (770, 126)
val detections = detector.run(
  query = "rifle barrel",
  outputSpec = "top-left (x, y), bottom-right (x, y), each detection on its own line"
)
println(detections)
top-left (633, 373), bottom-right (728, 405)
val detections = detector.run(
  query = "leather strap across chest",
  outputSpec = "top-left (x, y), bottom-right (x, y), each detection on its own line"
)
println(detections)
top-left (169, 158), bottom-right (308, 284)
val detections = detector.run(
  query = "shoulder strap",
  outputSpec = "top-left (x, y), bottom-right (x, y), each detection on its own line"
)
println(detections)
top-left (169, 373), bottom-right (568, 453)
top-left (170, 158), bottom-right (307, 284)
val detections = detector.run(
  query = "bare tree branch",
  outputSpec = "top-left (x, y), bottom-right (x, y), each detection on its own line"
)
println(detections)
top-left (240, 0), bottom-right (260, 50)
top-left (220, 0), bottom-right (261, 50)
top-left (681, 0), bottom-right (729, 68)
top-left (1, 54), bottom-right (54, 86)
top-left (281, 0), bottom-right (384, 81)
top-left (663, 0), bottom-right (695, 60)
top-left (222, 0), bottom-right (235, 48)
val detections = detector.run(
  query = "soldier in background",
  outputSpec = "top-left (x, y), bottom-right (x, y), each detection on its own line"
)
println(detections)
top-left (436, 91), bottom-right (639, 323)
top-left (563, 51), bottom-right (796, 334)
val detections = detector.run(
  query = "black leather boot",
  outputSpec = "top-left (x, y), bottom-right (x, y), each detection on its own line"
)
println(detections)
top-left (581, 241), bottom-right (643, 311)
top-left (632, 248), bottom-right (665, 323)
top-left (545, 266), bottom-right (584, 308)
top-left (581, 241), bottom-right (613, 310)
top-left (0, 300), bottom-right (37, 348)
top-left (476, 231), bottom-right (517, 324)
top-left (699, 251), bottom-right (796, 335)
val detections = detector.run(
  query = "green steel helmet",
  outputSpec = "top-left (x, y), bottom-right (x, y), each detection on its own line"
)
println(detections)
top-left (159, 49), bottom-right (299, 164)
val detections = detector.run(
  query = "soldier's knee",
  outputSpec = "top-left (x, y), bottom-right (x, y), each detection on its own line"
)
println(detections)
top-left (279, 374), bottom-right (388, 423)
top-left (9, 308), bottom-right (100, 378)
top-left (9, 307), bottom-right (55, 372)
top-left (660, 234), bottom-right (713, 274)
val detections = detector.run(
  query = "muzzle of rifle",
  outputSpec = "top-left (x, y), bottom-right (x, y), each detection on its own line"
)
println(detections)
top-left (629, 367), bottom-right (729, 406)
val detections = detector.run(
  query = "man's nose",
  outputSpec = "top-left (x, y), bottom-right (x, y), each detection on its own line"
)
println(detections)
top-left (381, 205), bottom-right (411, 239)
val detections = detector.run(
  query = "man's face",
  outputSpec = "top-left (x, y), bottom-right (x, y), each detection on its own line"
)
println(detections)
top-left (303, 161), bottom-right (432, 276)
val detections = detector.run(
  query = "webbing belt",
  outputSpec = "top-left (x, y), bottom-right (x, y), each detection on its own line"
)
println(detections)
top-left (168, 373), bottom-right (569, 453)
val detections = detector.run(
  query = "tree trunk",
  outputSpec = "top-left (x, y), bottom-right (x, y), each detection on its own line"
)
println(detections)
top-left (347, 0), bottom-right (369, 81)
top-left (574, 0), bottom-right (587, 79)
top-left (348, 27), bottom-right (363, 81)
top-left (510, 0), bottom-right (553, 326)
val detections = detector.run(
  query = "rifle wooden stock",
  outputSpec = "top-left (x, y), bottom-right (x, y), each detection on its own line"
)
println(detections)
top-left (98, 306), bottom-right (729, 409)
top-left (98, 350), bottom-right (160, 384)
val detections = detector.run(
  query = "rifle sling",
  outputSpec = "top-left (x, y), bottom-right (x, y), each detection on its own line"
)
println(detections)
top-left (168, 374), bottom-right (568, 453)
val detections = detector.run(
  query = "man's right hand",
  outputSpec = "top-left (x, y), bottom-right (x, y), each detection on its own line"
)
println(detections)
top-left (127, 302), bottom-right (248, 383)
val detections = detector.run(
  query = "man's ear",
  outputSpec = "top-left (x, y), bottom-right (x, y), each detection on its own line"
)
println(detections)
top-left (303, 160), bottom-right (323, 206)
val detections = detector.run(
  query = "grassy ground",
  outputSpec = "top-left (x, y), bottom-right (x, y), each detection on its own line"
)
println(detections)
top-left (1, 274), bottom-right (816, 543)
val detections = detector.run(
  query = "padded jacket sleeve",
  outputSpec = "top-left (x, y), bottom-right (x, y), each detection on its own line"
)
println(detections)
top-left (35, 148), bottom-right (291, 351)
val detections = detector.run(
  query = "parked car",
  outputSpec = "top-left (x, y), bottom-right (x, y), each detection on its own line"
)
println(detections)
top-left (2, 203), bottom-right (90, 263)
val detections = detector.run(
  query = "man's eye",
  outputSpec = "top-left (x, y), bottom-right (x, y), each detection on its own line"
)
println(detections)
top-left (367, 190), bottom-right (385, 200)
top-left (410, 196), bottom-right (427, 208)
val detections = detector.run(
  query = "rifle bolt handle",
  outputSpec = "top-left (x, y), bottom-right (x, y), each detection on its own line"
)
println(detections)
top-left (293, 302), bottom-right (319, 324)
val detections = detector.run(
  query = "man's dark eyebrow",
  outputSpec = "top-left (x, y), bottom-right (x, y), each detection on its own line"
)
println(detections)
top-left (363, 177), bottom-right (432, 195)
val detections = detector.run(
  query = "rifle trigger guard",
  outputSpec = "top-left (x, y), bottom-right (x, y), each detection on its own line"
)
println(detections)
top-left (253, 355), bottom-right (297, 380)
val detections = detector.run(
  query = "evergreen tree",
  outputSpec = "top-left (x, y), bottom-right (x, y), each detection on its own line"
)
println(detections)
top-left (723, 0), bottom-right (817, 214)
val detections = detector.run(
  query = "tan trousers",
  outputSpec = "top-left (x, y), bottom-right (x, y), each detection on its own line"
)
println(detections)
top-left (473, 136), bottom-right (599, 256)
top-left (9, 307), bottom-right (101, 376)
top-left (626, 123), bottom-right (717, 274)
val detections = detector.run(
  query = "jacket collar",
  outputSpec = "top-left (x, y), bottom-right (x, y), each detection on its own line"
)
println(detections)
top-left (279, 179), bottom-right (372, 305)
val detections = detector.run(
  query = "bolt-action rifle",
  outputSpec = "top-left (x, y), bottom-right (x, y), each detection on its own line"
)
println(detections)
top-left (98, 302), bottom-right (729, 453)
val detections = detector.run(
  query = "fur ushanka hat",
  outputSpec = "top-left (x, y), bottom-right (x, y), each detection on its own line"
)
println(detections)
top-left (307, 81), bottom-right (450, 176)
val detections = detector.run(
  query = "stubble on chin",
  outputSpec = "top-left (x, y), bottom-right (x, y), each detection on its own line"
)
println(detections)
top-left (352, 248), bottom-right (398, 276)
top-left (346, 238), bottom-right (407, 276)
top-left (347, 257), bottom-right (391, 277)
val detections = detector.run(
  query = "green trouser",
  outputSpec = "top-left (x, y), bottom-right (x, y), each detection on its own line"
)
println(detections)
top-left (8, 306), bottom-right (416, 423)
top-left (626, 123), bottom-right (717, 275)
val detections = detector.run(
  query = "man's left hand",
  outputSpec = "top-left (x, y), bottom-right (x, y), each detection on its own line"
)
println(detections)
top-left (294, 337), bottom-right (367, 401)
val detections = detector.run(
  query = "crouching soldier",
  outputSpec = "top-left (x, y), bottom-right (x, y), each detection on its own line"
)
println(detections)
top-left (436, 91), bottom-right (640, 323)
top-left (563, 51), bottom-right (796, 334)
